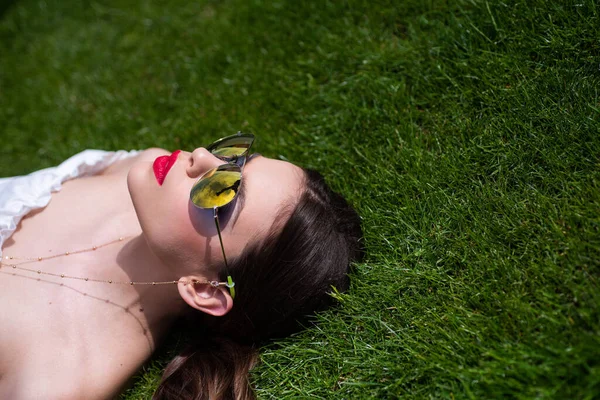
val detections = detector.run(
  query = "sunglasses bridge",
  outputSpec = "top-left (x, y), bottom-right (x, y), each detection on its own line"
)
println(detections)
top-left (190, 132), bottom-right (255, 300)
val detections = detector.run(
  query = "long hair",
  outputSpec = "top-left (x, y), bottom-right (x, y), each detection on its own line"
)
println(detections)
top-left (153, 169), bottom-right (363, 400)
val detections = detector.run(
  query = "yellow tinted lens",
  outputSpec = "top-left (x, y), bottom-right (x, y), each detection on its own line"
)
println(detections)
top-left (190, 166), bottom-right (242, 208)
top-left (207, 133), bottom-right (254, 159)
top-left (211, 145), bottom-right (250, 158)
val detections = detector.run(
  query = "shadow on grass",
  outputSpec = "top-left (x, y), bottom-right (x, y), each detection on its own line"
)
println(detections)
top-left (0, 0), bottom-right (18, 19)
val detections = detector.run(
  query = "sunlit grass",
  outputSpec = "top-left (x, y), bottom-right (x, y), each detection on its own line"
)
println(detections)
top-left (1, 0), bottom-right (599, 398)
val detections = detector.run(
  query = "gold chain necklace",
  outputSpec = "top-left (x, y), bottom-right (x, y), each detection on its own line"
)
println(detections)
top-left (1, 236), bottom-right (229, 289)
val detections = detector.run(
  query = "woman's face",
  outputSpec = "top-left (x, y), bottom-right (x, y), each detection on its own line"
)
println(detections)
top-left (127, 147), bottom-right (304, 278)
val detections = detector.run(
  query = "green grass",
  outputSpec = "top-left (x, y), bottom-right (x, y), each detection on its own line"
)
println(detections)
top-left (1, 0), bottom-right (599, 398)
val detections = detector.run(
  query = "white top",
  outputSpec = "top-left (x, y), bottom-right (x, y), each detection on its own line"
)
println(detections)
top-left (0, 149), bottom-right (139, 257)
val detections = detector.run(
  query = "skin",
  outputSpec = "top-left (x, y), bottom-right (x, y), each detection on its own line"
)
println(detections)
top-left (0, 147), bottom-right (303, 399)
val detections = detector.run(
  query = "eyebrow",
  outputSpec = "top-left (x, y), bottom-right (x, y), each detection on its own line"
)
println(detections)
top-left (230, 176), bottom-right (246, 228)
top-left (229, 153), bottom-right (259, 228)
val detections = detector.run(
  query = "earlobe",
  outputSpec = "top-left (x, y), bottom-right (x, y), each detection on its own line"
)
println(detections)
top-left (177, 277), bottom-right (233, 316)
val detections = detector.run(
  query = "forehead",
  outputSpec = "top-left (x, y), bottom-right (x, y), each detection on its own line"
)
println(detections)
top-left (231, 156), bottom-right (303, 240)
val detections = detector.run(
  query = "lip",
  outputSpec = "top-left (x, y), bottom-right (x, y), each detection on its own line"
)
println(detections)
top-left (153, 150), bottom-right (182, 186)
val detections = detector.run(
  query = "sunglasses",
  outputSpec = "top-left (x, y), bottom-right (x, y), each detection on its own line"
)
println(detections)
top-left (189, 132), bottom-right (255, 300)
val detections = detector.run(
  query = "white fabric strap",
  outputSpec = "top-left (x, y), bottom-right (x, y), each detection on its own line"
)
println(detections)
top-left (0, 149), bottom-right (139, 256)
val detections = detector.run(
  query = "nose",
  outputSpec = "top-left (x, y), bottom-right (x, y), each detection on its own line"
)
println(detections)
top-left (186, 148), bottom-right (225, 179)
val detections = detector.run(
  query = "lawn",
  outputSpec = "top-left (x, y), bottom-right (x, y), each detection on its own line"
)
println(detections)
top-left (1, 0), bottom-right (599, 398)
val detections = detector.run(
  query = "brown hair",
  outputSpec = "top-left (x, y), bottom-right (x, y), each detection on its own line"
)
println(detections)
top-left (153, 169), bottom-right (363, 400)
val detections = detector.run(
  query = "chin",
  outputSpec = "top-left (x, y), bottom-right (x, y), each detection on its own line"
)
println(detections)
top-left (127, 161), bottom-right (155, 227)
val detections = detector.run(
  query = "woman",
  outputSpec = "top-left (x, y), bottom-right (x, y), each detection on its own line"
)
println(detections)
top-left (0, 133), bottom-right (363, 399)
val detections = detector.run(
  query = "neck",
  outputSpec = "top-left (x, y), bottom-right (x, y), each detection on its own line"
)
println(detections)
top-left (0, 170), bottom-right (199, 366)
top-left (114, 234), bottom-right (188, 341)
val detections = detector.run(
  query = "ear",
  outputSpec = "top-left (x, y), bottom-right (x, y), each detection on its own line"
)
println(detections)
top-left (177, 276), bottom-right (233, 316)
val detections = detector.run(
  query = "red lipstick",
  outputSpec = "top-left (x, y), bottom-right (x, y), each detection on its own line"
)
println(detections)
top-left (153, 150), bottom-right (181, 186)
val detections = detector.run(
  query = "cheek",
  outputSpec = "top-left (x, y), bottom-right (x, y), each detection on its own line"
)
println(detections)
top-left (227, 212), bottom-right (264, 255)
top-left (147, 196), bottom-right (203, 264)
top-left (188, 202), bottom-right (218, 237)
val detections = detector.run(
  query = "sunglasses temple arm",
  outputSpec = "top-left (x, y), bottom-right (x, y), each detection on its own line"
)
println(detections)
top-left (213, 207), bottom-right (236, 299)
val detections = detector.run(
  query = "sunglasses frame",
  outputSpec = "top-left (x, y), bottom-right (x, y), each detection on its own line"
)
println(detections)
top-left (190, 132), bottom-right (255, 300)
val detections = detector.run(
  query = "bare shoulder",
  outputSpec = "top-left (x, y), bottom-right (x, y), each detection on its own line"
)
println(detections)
top-left (0, 364), bottom-right (100, 400)
top-left (99, 148), bottom-right (169, 176)
top-left (0, 381), bottom-right (84, 400)
top-left (0, 375), bottom-right (117, 400)
top-left (0, 349), bottom-right (136, 400)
